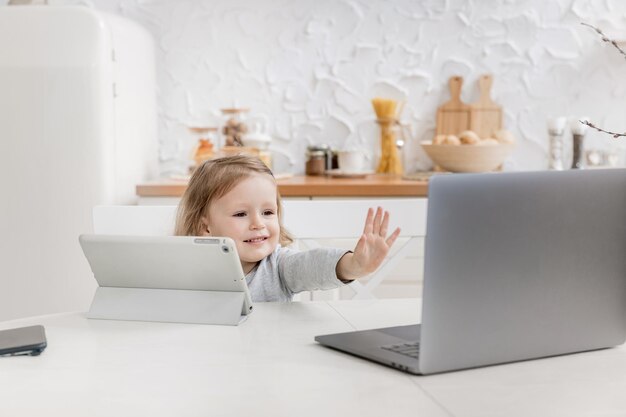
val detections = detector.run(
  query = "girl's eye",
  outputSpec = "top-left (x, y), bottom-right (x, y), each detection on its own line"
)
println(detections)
top-left (263, 210), bottom-right (275, 216)
top-left (233, 212), bottom-right (246, 217)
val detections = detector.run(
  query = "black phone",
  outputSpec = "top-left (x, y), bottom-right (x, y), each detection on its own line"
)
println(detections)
top-left (0, 325), bottom-right (47, 356)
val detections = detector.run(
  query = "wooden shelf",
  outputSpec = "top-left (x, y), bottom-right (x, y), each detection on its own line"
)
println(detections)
top-left (136, 174), bottom-right (429, 198)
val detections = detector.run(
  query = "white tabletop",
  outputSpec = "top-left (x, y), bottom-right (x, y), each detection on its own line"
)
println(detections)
top-left (1, 299), bottom-right (625, 417)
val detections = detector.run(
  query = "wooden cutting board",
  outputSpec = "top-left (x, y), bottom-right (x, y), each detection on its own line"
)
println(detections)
top-left (469, 74), bottom-right (502, 138)
top-left (436, 76), bottom-right (471, 136)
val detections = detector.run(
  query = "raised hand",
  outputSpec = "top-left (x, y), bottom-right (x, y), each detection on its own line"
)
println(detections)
top-left (336, 207), bottom-right (401, 281)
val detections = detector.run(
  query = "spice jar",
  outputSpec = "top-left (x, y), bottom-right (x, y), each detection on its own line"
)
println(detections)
top-left (305, 145), bottom-right (329, 175)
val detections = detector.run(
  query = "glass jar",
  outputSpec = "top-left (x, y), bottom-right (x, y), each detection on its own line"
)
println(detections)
top-left (375, 118), bottom-right (403, 175)
top-left (189, 126), bottom-right (218, 173)
top-left (305, 147), bottom-right (328, 176)
top-left (221, 108), bottom-right (249, 147)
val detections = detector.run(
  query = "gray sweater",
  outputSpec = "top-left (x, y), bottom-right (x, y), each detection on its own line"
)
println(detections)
top-left (245, 246), bottom-right (349, 302)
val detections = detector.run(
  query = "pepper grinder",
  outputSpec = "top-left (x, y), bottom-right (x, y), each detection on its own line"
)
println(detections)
top-left (547, 117), bottom-right (567, 170)
top-left (570, 117), bottom-right (589, 169)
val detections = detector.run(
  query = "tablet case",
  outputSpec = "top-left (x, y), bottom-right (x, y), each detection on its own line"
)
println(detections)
top-left (79, 235), bottom-right (253, 325)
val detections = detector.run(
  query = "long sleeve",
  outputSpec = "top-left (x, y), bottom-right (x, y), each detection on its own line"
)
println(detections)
top-left (277, 246), bottom-right (349, 294)
top-left (245, 246), bottom-right (349, 302)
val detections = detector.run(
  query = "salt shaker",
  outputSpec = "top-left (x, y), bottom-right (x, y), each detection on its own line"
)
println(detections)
top-left (547, 117), bottom-right (567, 170)
top-left (570, 117), bottom-right (589, 169)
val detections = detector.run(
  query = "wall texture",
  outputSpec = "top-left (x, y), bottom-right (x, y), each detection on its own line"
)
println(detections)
top-left (93, 0), bottom-right (626, 174)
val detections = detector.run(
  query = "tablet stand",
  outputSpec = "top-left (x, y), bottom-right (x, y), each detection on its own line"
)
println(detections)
top-left (87, 287), bottom-right (249, 325)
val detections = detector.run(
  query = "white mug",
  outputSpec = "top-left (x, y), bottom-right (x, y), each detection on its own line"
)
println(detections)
top-left (337, 150), bottom-right (365, 173)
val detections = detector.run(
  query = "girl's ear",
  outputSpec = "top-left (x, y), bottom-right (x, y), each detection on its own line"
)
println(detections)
top-left (201, 216), bottom-right (211, 235)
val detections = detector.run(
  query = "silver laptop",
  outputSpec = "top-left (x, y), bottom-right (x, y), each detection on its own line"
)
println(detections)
top-left (316, 169), bottom-right (626, 374)
top-left (79, 235), bottom-right (253, 325)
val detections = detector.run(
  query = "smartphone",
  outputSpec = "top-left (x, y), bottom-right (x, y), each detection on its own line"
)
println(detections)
top-left (0, 325), bottom-right (47, 356)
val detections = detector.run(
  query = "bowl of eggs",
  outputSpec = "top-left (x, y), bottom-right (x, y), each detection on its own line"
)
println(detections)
top-left (420, 130), bottom-right (516, 173)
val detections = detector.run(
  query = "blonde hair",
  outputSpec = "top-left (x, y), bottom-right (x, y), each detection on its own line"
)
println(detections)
top-left (175, 154), bottom-right (293, 246)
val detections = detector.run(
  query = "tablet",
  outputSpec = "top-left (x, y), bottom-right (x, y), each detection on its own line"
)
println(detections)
top-left (79, 235), bottom-right (253, 319)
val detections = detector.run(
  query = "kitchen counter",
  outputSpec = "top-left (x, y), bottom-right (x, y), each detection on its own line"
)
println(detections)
top-left (136, 174), bottom-right (429, 198)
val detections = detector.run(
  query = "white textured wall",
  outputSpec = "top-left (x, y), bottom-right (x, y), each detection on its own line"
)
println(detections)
top-left (93, 0), bottom-right (626, 174)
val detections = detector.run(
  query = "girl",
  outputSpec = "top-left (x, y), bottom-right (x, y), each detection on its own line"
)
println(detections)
top-left (175, 154), bottom-right (401, 302)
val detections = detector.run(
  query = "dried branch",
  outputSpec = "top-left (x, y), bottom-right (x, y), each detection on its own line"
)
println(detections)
top-left (580, 23), bottom-right (626, 139)
top-left (581, 22), bottom-right (626, 61)
top-left (581, 120), bottom-right (626, 139)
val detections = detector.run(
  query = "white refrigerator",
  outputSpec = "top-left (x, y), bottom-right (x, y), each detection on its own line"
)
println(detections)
top-left (0, 4), bottom-right (158, 320)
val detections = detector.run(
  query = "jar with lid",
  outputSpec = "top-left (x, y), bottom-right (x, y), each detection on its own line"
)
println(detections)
top-left (188, 126), bottom-right (218, 173)
top-left (241, 121), bottom-right (273, 169)
top-left (305, 145), bottom-right (330, 175)
top-left (221, 108), bottom-right (249, 147)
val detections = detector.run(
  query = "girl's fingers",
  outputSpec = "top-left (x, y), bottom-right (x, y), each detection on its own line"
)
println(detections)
top-left (372, 207), bottom-right (383, 235)
top-left (379, 211), bottom-right (390, 237)
top-left (385, 227), bottom-right (401, 247)
top-left (362, 207), bottom-right (374, 235)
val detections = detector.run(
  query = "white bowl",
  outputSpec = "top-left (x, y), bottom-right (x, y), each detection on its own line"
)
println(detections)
top-left (420, 141), bottom-right (514, 173)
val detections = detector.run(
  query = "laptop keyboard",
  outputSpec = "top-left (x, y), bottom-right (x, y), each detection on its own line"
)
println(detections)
top-left (382, 342), bottom-right (420, 359)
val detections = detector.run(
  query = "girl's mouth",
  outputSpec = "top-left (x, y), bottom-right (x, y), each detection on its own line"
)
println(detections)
top-left (244, 237), bottom-right (268, 243)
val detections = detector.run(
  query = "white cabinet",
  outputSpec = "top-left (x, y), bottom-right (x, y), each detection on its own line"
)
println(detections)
top-left (282, 197), bottom-right (427, 301)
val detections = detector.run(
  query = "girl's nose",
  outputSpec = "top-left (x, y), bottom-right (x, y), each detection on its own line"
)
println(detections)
top-left (249, 213), bottom-right (265, 230)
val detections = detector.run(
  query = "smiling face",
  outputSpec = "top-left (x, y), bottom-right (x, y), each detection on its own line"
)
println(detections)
top-left (203, 173), bottom-right (280, 274)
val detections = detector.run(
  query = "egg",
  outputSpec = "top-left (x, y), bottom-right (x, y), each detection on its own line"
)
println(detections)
top-left (459, 130), bottom-right (481, 145)
top-left (494, 129), bottom-right (516, 144)
top-left (478, 138), bottom-right (499, 146)
top-left (443, 134), bottom-right (461, 145)
top-left (433, 134), bottom-right (447, 145)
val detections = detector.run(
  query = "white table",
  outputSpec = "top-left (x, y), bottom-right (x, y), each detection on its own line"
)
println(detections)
top-left (1, 299), bottom-right (625, 417)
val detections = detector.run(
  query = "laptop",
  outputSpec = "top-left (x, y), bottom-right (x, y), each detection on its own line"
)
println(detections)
top-left (316, 169), bottom-right (626, 374)
top-left (79, 235), bottom-right (253, 325)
